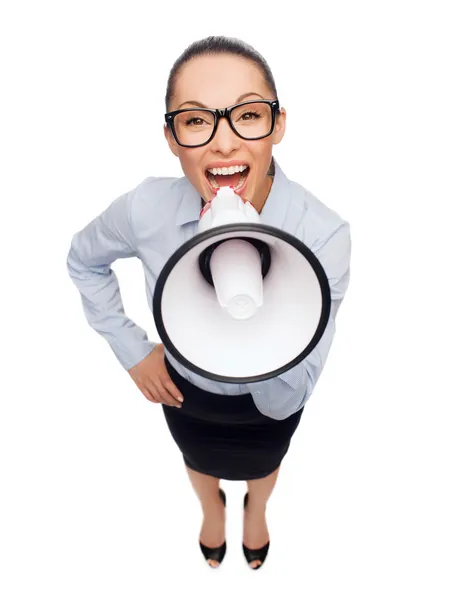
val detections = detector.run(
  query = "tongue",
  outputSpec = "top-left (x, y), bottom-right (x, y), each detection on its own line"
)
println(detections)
top-left (214, 172), bottom-right (242, 187)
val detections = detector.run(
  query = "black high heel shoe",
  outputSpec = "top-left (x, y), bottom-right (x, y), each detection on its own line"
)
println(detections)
top-left (199, 488), bottom-right (227, 568)
top-left (242, 492), bottom-right (270, 570)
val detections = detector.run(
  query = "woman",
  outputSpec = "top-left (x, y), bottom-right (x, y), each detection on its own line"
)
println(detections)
top-left (66, 36), bottom-right (351, 570)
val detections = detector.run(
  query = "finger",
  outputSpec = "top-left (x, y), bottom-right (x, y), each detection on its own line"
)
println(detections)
top-left (159, 375), bottom-right (184, 407)
top-left (140, 385), bottom-right (159, 403)
top-left (158, 362), bottom-right (183, 401)
top-left (152, 378), bottom-right (183, 408)
top-left (162, 378), bottom-right (184, 405)
top-left (199, 201), bottom-right (211, 217)
top-left (142, 378), bottom-right (160, 402)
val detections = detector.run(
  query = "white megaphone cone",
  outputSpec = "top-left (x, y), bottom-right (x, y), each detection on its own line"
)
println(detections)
top-left (153, 184), bottom-right (331, 383)
top-left (197, 187), bottom-right (263, 320)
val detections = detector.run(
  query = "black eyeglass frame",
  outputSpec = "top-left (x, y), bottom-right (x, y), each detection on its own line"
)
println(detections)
top-left (165, 99), bottom-right (280, 148)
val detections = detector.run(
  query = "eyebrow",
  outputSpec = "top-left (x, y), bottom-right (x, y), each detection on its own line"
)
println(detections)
top-left (177, 92), bottom-right (265, 110)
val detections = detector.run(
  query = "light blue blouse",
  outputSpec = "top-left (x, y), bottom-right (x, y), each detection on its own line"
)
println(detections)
top-left (66, 158), bottom-right (351, 420)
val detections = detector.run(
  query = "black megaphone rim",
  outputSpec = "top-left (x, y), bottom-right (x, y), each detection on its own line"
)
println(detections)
top-left (152, 222), bottom-right (331, 384)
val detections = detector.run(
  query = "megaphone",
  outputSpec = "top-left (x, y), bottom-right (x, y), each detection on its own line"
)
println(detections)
top-left (153, 186), bottom-right (331, 383)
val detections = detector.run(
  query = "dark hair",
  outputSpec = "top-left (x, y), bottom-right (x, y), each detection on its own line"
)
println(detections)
top-left (165, 36), bottom-right (278, 112)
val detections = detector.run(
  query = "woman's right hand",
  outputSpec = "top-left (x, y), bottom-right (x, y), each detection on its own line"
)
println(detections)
top-left (128, 344), bottom-right (184, 408)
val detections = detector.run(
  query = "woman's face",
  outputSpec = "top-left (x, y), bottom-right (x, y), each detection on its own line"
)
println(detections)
top-left (164, 54), bottom-right (286, 213)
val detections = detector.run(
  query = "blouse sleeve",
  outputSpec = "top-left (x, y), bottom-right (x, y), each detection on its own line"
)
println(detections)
top-left (66, 184), bottom-right (156, 370)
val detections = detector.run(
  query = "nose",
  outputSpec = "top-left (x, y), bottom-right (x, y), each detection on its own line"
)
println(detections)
top-left (209, 115), bottom-right (241, 154)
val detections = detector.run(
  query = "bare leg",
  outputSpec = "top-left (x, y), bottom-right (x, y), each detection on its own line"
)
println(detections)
top-left (244, 465), bottom-right (281, 568)
top-left (185, 465), bottom-right (225, 568)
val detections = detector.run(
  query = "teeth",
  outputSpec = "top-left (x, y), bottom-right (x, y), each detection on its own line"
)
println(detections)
top-left (235, 170), bottom-right (247, 190)
top-left (207, 165), bottom-right (248, 176)
top-left (207, 168), bottom-right (248, 191)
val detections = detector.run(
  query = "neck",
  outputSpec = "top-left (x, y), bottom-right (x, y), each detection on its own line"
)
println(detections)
top-left (253, 174), bottom-right (274, 214)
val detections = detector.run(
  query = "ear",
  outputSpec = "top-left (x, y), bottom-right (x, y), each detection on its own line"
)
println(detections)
top-left (164, 124), bottom-right (180, 157)
top-left (272, 107), bottom-right (286, 145)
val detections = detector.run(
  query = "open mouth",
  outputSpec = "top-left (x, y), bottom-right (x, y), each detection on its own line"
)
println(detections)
top-left (205, 166), bottom-right (250, 194)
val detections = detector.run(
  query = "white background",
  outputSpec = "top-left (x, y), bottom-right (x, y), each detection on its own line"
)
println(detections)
top-left (1, 0), bottom-right (463, 597)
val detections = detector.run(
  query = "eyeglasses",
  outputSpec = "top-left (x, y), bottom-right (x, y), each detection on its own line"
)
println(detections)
top-left (165, 99), bottom-right (280, 148)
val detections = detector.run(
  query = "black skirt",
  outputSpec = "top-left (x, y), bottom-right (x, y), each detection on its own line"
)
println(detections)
top-left (162, 357), bottom-right (305, 481)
